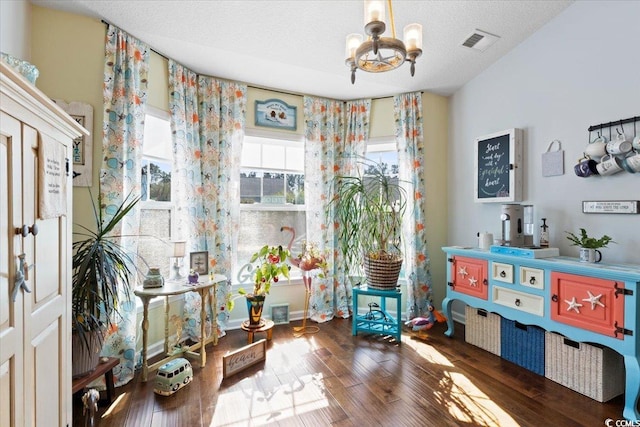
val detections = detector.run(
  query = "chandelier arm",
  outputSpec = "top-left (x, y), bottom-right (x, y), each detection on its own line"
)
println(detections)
top-left (387, 0), bottom-right (396, 38)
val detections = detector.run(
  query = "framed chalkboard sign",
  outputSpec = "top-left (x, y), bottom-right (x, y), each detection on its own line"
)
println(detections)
top-left (474, 128), bottom-right (523, 203)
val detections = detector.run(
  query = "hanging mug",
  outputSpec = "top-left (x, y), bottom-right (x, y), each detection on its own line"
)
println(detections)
top-left (596, 154), bottom-right (624, 176)
top-left (584, 135), bottom-right (607, 159)
top-left (606, 133), bottom-right (632, 156)
top-left (574, 156), bottom-right (598, 177)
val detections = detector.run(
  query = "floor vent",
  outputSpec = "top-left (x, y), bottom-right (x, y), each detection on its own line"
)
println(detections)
top-left (461, 29), bottom-right (500, 52)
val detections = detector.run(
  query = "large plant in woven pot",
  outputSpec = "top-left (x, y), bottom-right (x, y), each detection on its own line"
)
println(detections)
top-left (72, 191), bottom-right (139, 377)
top-left (329, 158), bottom-right (407, 289)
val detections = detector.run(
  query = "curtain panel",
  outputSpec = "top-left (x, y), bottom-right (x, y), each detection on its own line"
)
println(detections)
top-left (99, 24), bottom-right (150, 387)
top-left (168, 60), bottom-right (246, 340)
top-left (394, 92), bottom-right (432, 318)
top-left (303, 96), bottom-right (370, 322)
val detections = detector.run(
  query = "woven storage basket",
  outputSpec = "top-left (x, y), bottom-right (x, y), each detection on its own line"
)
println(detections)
top-left (501, 318), bottom-right (545, 375)
top-left (363, 254), bottom-right (402, 289)
top-left (465, 306), bottom-right (501, 356)
top-left (545, 332), bottom-right (624, 402)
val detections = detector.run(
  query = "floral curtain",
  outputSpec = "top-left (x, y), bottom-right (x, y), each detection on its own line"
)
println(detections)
top-left (303, 96), bottom-right (370, 322)
top-left (168, 60), bottom-right (246, 339)
top-left (99, 24), bottom-right (149, 387)
top-left (394, 92), bottom-right (432, 318)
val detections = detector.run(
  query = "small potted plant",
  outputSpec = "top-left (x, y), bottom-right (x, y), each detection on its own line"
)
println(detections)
top-left (238, 245), bottom-right (290, 327)
top-left (565, 228), bottom-right (615, 263)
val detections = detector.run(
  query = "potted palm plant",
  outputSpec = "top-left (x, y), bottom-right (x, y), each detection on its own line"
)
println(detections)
top-left (328, 157), bottom-right (407, 289)
top-left (72, 191), bottom-right (140, 377)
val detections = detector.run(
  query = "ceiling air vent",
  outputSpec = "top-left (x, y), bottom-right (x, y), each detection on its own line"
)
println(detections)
top-left (461, 29), bottom-right (500, 52)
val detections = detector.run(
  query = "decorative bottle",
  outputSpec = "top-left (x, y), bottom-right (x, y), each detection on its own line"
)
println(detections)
top-left (540, 218), bottom-right (549, 248)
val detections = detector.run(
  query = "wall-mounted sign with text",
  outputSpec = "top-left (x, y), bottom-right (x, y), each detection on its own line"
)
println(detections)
top-left (583, 200), bottom-right (640, 214)
top-left (255, 98), bottom-right (297, 131)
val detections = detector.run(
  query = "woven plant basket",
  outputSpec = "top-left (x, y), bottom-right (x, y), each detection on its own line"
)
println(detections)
top-left (363, 253), bottom-right (403, 289)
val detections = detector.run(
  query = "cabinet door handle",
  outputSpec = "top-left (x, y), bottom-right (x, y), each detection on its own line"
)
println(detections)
top-left (515, 299), bottom-right (521, 307)
top-left (551, 294), bottom-right (558, 302)
top-left (529, 276), bottom-right (536, 285)
top-left (500, 270), bottom-right (506, 278)
top-left (16, 224), bottom-right (38, 237)
top-left (483, 279), bottom-right (488, 286)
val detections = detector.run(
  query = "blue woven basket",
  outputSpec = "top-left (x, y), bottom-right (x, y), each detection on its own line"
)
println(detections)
top-left (501, 318), bottom-right (545, 375)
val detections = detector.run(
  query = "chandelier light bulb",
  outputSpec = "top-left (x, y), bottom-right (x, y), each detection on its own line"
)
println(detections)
top-left (364, 0), bottom-right (385, 26)
top-left (345, 33), bottom-right (364, 61)
top-left (403, 23), bottom-right (423, 52)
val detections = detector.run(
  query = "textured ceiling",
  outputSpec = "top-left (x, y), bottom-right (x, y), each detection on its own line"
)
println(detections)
top-left (31, 0), bottom-right (573, 100)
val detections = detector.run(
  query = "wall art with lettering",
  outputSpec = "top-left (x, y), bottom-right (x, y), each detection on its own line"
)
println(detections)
top-left (474, 128), bottom-right (523, 203)
top-left (222, 339), bottom-right (266, 379)
top-left (54, 100), bottom-right (93, 187)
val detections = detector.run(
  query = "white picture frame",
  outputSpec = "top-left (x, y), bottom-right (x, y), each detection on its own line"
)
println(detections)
top-left (54, 99), bottom-right (93, 187)
top-left (474, 128), bottom-right (523, 203)
top-left (271, 303), bottom-right (290, 325)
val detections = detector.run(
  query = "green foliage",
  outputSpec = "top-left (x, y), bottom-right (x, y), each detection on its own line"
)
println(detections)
top-left (238, 245), bottom-right (290, 297)
top-left (72, 190), bottom-right (140, 350)
top-left (327, 157), bottom-right (407, 279)
top-left (565, 228), bottom-right (615, 249)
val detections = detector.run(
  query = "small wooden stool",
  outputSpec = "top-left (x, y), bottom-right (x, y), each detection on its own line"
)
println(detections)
top-left (241, 319), bottom-right (274, 344)
top-left (72, 357), bottom-right (119, 404)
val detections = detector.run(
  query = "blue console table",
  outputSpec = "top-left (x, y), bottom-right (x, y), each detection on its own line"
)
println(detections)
top-left (441, 246), bottom-right (640, 421)
top-left (352, 285), bottom-right (402, 342)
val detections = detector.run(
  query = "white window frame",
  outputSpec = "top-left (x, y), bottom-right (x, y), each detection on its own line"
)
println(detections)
top-left (240, 128), bottom-right (305, 213)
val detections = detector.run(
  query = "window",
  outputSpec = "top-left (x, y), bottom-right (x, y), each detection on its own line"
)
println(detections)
top-left (235, 131), bottom-right (306, 283)
top-left (138, 107), bottom-right (175, 278)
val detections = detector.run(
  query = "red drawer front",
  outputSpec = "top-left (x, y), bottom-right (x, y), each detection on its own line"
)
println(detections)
top-left (550, 272), bottom-right (625, 339)
top-left (451, 256), bottom-right (488, 300)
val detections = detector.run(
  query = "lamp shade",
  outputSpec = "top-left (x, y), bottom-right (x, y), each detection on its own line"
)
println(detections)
top-left (171, 241), bottom-right (186, 258)
top-left (364, 0), bottom-right (385, 25)
top-left (345, 33), bottom-right (363, 61)
top-left (403, 23), bottom-right (422, 51)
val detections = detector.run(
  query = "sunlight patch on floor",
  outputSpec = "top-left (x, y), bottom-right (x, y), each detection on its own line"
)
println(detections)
top-left (436, 371), bottom-right (520, 426)
top-left (211, 373), bottom-right (329, 426)
top-left (402, 335), bottom-right (455, 367)
top-left (402, 333), bottom-right (519, 427)
top-left (100, 392), bottom-right (127, 419)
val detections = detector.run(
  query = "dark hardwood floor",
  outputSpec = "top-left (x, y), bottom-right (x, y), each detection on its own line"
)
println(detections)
top-left (75, 319), bottom-right (625, 426)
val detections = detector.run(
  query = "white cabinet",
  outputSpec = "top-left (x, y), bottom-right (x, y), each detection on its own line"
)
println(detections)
top-left (0, 63), bottom-right (86, 426)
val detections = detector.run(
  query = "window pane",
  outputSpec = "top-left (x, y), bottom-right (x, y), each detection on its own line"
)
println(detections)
top-left (235, 210), bottom-right (306, 283)
top-left (149, 159), bottom-right (171, 202)
top-left (262, 144), bottom-right (285, 169)
top-left (241, 142), bottom-right (261, 168)
top-left (143, 114), bottom-right (172, 159)
top-left (138, 208), bottom-right (172, 276)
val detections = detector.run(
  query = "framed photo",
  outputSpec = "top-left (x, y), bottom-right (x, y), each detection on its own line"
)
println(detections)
top-left (189, 251), bottom-right (209, 275)
top-left (271, 303), bottom-right (290, 325)
top-left (255, 98), bottom-right (296, 130)
top-left (474, 128), bottom-right (523, 203)
top-left (53, 99), bottom-right (93, 187)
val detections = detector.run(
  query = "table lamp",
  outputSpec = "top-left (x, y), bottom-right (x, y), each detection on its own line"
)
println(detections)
top-left (169, 241), bottom-right (186, 280)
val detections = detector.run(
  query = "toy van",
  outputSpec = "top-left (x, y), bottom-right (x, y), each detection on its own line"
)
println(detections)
top-left (154, 358), bottom-right (193, 396)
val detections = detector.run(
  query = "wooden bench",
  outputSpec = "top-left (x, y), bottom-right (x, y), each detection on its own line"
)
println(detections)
top-left (72, 357), bottom-right (119, 404)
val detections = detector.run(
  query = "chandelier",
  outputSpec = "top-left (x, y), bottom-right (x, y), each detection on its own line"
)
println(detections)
top-left (345, 0), bottom-right (423, 84)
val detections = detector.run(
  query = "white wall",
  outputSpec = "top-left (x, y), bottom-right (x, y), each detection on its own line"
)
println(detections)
top-left (0, 0), bottom-right (30, 60)
top-left (449, 1), bottom-right (640, 265)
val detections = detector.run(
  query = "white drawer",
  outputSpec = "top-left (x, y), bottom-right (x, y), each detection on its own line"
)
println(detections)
top-left (492, 286), bottom-right (544, 316)
top-left (520, 266), bottom-right (544, 290)
top-left (492, 262), bottom-right (514, 283)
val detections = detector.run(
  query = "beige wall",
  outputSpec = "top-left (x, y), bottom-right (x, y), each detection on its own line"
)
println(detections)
top-left (29, 5), bottom-right (449, 343)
